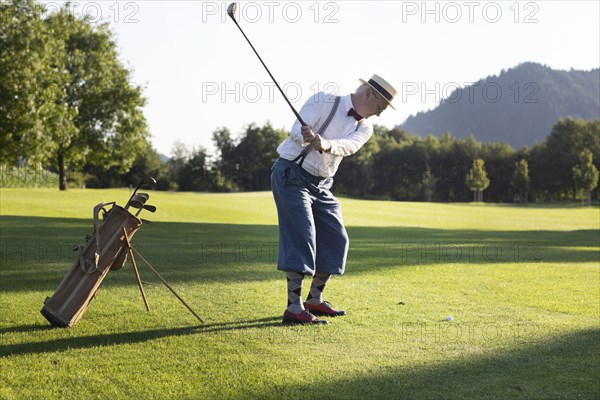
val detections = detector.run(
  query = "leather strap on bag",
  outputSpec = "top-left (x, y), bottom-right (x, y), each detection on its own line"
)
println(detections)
top-left (293, 96), bottom-right (341, 167)
top-left (76, 202), bottom-right (115, 273)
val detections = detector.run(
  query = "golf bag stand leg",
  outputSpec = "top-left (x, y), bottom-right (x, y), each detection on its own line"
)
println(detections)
top-left (122, 227), bottom-right (150, 311)
top-left (130, 246), bottom-right (205, 324)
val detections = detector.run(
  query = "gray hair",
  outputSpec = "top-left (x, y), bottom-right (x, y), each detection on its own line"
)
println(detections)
top-left (355, 83), bottom-right (373, 95)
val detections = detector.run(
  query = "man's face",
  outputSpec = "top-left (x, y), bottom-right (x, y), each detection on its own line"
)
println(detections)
top-left (367, 89), bottom-right (388, 117)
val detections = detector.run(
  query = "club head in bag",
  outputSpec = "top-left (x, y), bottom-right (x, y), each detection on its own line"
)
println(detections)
top-left (135, 204), bottom-right (157, 217)
top-left (131, 194), bottom-right (148, 205)
top-left (136, 192), bottom-right (150, 201)
top-left (128, 199), bottom-right (144, 210)
top-left (125, 177), bottom-right (156, 210)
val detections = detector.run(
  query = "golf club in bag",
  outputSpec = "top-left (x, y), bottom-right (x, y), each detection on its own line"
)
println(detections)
top-left (41, 177), bottom-right (204, 327)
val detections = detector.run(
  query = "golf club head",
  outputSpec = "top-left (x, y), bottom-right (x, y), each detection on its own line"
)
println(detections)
top-left (142, 176), bottom-right (157, 186)
top-left (126, 177), bottom-right (156, 209)
top-left (134, 204), bottom-right (156, 217)
top-left (129, 199), bottom-right (144, 209)
top-left (136, 192), bottom-right (150, 201)
top-left (227, 3), bottom-right (237, 19)
top-left (131, 194), bottom-right (148, 205)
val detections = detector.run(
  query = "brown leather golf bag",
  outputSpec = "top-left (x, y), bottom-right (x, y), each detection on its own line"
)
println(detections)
top-left (41, 202), bottom-right (142, 327)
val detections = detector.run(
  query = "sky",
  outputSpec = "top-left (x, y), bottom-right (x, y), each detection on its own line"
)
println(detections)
top-left (40, 0), bottom-right (600, 156)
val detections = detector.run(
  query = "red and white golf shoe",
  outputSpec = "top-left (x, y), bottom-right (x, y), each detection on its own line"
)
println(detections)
top-left (282, 309), bottom-right (329, 325)
top-left (304, 301), bottom-right (347, 317)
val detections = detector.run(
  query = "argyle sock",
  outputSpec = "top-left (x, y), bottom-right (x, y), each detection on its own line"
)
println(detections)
top-left (305, 272), bottom-right (331, 306)
top-left (286, 271), bottom-right (305, 314)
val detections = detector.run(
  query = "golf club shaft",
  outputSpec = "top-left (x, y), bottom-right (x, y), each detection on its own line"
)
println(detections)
top-left (228, 13), bottom-right (306, 127)
top-left (124, 181), bottom-right (144, 210)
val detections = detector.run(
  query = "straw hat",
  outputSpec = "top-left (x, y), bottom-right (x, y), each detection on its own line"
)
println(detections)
top-left (359, 74), bottom-right (397, 110)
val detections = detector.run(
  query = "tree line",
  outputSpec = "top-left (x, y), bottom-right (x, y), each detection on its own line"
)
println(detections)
top-left (154, 118), bottom-right (597, 204)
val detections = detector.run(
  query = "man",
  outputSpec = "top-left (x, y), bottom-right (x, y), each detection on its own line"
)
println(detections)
top-left (271, 74), bottom-right (397, 324)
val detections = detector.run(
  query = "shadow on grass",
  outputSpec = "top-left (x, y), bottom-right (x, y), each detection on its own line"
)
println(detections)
top-left (0, 324), bottom-right (56, 335)
top-left (1, 215), bottom-right (598, 293)
top-left (0, 316), bottom-right (282, 357)
top-left (277, 327), bottom-right (600, 400)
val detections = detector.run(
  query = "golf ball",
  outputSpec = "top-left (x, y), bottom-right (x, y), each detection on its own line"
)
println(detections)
top-left (446, 316), bottom-right (453, 321)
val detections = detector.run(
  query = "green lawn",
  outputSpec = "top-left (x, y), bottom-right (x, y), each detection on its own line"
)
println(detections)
top-left (1, 188), bottom-right (598, 399)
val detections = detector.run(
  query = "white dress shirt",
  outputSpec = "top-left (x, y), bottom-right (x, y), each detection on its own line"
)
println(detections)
top-left (276, 92), bottom-right (374, 178)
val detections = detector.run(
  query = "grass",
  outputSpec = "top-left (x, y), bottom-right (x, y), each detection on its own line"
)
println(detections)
top-left (0, 188), bottom-right (599, 399)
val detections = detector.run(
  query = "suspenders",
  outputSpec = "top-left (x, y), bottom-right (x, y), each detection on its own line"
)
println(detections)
top-left (292, 96), bottom-right (341, 167)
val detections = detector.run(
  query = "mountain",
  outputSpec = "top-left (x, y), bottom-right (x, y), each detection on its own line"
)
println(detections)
top-left (400, 62), bottom-right (600, 149)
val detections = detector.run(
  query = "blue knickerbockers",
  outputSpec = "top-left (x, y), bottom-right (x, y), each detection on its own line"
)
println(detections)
top-left (271, 158), bottom-right (349, 276)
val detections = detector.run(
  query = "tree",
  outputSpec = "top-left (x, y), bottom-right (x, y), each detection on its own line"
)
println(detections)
top-left (334, 131), bottom-right (380, 198)
top-left (211, 127), bottom-right (238, 190)
top-left (212, 123), bottom-right (287, 191)
top-left (383, 126), bottom-right (411, 143)
top-left (532, 118), bottom-right (600, 200)
top-left (572, 149), bottom-right (599, 206)
top-left (465, 159), bottom-right (490, 202)
top-left (434, 133), bottom-right (481, 202)
top-left (0, 0), bottom-right (149, 190)
top-left (0, 0), bottom-right (68, 168)
top-left (421, 165), bottom-right (435, 202)
top-left (48, 9), bottom-right (149, 190)
top-left (480, 141), bottom-right (516, 202)
top-left (177, 147), bottom-right (212, 191)
top-left (233, 123), bottom-right (286, 191)
top-left (511, 159), bottom-right (530, 203)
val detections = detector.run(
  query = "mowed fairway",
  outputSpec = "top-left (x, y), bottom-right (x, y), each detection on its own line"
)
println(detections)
top-left (1, 188), bottom-right (598, 399)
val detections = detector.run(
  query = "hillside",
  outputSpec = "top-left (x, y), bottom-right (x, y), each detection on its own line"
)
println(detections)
top-left (400, 63), bottom-right (600, 148)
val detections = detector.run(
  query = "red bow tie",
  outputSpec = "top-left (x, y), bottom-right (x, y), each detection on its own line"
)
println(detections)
top-left (347, 108), bottom-right (363, 121)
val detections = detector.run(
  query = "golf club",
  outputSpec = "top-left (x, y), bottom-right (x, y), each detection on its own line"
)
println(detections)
top-left (227, 3), bottom-right (307, 127)
top-left (135, 204), bottom-right (157, 217)
top-left (130, 194), bottom-right (149, 206)
top-left (136, 193), bottom-right (150, 202)
top-left (128, 199), bottom-right (144, 210)
top-left (125, 177), bottom-right (156, 210)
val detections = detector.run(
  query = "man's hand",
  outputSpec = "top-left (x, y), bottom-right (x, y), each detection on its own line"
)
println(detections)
top-left (310, 134), bottom-right (332, 153)
top-left (301, 125), bottom-right (316, 143)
